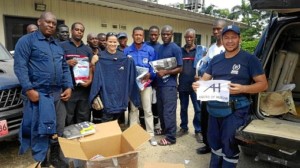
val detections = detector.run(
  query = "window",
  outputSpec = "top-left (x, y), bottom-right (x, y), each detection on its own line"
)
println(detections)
top-left (112, 24), bottom-right (118, 29)
top-left (119, 24), bottom-right (126, 30)
top-left (144, 29), bottom-right (149, 42)
top-left (195, 34), bottom-right (201, 45)
top-left (101, 23), bottom-right (108, 28)
top-left (4, 16), bottom-right (64, 51)
top-left (173, 32), bottom-right (182, 47)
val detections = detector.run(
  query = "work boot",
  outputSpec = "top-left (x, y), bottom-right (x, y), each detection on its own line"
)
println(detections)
top-left (49, 142), bottom-right (68, 168)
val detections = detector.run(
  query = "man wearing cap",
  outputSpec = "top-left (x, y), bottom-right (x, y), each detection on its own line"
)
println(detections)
top-left (192, 25), bottom-right (268, 167)
top-left (117, 32), bottom-right (128, 52)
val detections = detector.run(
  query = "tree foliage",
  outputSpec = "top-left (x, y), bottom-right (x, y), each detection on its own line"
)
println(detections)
top-left (201, 0), bottom-right (271, 42)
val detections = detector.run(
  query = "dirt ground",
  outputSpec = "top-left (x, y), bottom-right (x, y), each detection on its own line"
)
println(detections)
top-left (0, 100), bottom-right (279, 168)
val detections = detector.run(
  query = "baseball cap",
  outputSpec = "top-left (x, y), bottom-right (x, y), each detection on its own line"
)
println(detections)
top-left (222, 25), bottom-right (240, 36)
top-left (117, 32), bottom-right (127, 39)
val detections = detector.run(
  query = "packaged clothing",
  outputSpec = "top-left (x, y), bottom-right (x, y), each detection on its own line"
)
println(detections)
top-left (89, 50), bottom-right (140, 114)
top-left (73, 57), bottom-right (90, 85)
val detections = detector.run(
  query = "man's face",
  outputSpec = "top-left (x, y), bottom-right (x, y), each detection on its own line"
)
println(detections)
top-left (133, 30), bottom-right (144, 45)
top-left (149, 28), bottom-right (159, 43)
top-left (71, 24), bottom-right (84, 41)
top-left (98, 35), bottom-right (106, 49)
top-left (222, 31), bottom-right (240, 52)
top-left (87, 35), bottom-right (99, 48)
top-left (184, 32), bottom-right (195, 47)
top-left (212, 25), bottom-right (223, 40)
top-left (118, 37), bottom-right (128, 47)
top-left (37, 13), bottom-right (57, 37)
top-left (161, 30), bottom-right (173, 44)
top-left (57, 27), bottom-right (69, 41)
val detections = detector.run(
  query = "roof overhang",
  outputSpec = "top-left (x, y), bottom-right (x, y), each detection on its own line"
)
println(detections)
top-left (69, 0), bottom-right (247, 27)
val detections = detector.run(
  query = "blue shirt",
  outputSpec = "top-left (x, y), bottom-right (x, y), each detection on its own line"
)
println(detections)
top-left (146, 41), bottom-right (161, 54)
top-left (206, 50), bottom-right (264, 85)
top-left (60, 40), bottom-right (93, 87)
top-left (124, 43), bottom-right (156, 79)
top-left (157, 42), bottom-right (183, 87)
top-left (178, 46), bottom-right (196, 92)
top-left (14, 30), bottom-right (73, 93)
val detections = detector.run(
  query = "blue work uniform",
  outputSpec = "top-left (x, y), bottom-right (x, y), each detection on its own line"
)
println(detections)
top-left (178, 45), bottom-right (201, 133)
top-left (60, 40), bottom-right (93, 125)
top-left (157, 42), bottom-right (183, 143)
top-left (14, 30), bottom-right (73, 162)
top-left (124, 42), bottom-right (156, 80)
top-left (205, 50), bottom-right (264, 167)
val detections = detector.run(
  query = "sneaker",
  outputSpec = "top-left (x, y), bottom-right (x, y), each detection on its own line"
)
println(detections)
top-left (149, 137), bottom-right (158, 146)
top-left (195, 133), bottom-right (203, 143)
top-left (176, 128), bottom-right (188, 137)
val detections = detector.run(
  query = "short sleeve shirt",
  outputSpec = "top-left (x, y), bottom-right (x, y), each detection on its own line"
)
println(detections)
top-left (157, 42), bottom-right (183, 87)
top-left (206, 50), bottom-right (264, 85)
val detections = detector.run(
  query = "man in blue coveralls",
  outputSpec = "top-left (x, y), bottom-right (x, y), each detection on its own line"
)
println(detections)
top-left (193, 25), bottom-right (268, 167)
top-left (156, 25), bottom-right (183, 146)
top-left (14, 12), bottom-right (73, 167)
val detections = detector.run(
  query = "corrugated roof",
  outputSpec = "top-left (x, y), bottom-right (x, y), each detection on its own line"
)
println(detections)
top-left (71, 0), bottom-right (247, 27)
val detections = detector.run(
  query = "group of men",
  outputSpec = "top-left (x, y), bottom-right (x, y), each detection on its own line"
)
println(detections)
top-left (14, 11), bottom-right (268, 168)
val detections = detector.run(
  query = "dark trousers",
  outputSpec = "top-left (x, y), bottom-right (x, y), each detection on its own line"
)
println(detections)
top-left (102, 112), bottom-right (123, 123)
top-left (65, 88), bottom-right (91, 126)
top-left (201, 101), bottom-right (209, 146)
top-left (92, 109), bottom-right (103, 124)
top-left (208, 106), bottom-right (250, 168)
top-left (179, 91), bottom-right (201, 133)
top-left (157, 86), bottom-right (177, 143)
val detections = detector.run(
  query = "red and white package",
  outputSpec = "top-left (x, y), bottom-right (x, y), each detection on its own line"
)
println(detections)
top-left (73, 57), bottom-right (90, 85)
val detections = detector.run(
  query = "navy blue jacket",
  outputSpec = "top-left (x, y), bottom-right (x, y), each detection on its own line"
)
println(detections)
top-left (19, 93), bottom-right (56, 162)
top-left (89, 50), bottom-right (140, 113)
top-left (14, 31), bottom-right (73, 94)
top-left (14, 30), bottom-right (72, 162)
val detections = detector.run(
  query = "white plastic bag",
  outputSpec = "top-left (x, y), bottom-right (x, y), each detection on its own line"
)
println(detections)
top-left (73, 57), bottom-right (90, 85)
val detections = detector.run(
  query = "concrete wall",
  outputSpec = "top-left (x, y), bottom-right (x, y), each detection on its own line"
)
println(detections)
top-left (0, 0), bottom-right (213, 48)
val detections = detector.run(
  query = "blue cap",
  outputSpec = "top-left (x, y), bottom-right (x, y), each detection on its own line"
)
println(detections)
top-left (117, 32), bottom-right (127, 39)
top-left (222, 25), bottom-right (240, 35)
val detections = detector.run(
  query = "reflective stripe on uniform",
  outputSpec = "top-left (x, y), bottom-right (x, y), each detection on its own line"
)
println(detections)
top-left (223, 154), bottom-right (239, 164)
top-left (211, 148), bottom-right (223, 156)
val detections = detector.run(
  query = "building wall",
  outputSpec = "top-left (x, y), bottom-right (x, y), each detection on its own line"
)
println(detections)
top-left (0, 0), bottom-right (213, 48)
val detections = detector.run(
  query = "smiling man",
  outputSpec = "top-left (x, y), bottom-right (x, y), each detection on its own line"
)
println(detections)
top-left (192, 25), bottom-right (268, 167)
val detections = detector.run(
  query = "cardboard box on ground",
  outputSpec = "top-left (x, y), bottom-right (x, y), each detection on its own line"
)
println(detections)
top-left (58, 121), bottom-right (150, 168)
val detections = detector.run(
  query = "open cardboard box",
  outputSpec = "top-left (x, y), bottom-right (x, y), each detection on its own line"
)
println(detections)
top-left (58, 120), bottom-right (150, 167)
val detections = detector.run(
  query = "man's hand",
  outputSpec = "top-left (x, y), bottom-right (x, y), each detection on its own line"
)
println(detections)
top-left (141, 73), bottom-right (151, 83)
top-left (91, 55), bottom-right (99, 65)
top-left (26, 89), bottom-right (39, 102)
top-left (67, 59), bottom-right (78, 67)
top-left (192, 81), bottom-right (200, 92)
top-left (61, 88), bottom-right (72, 101)
top-left (156, 70), bottom-right (168, 78)
top-left (229, 83), bottom-right (245, 94)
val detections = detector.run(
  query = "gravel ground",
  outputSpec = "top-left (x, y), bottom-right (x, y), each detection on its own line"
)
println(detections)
top-left (0, 100), bottom-right (281, 168)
